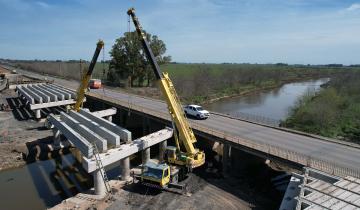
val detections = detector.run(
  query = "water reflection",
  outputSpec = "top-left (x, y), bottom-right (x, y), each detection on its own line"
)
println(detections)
top-left (205, 78), bottom-right (329, 121)
top-left (0, 154), bottom-right (92, 210)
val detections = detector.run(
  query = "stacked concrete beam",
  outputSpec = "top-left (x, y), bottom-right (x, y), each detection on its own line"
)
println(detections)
top-left (16, 83), bottom-right (80, 119)
top-left (48, 114), bottom-right (93, 158)
top-left (49, 107), bottom-right (173, 196)
top-left (68, 110), bottom-right (120, 147)
top-left (79, 109), bottom-right (132, 142)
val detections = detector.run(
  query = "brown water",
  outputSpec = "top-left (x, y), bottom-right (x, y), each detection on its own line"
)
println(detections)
top-left (205, 78), bottom-right (329, 121)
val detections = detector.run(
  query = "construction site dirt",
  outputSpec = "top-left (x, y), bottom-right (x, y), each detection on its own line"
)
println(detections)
top-left (0, 88), bottom-right (53, 171)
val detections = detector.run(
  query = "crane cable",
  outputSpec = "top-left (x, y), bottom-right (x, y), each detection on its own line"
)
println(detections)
top-left (127, 12), bottom-right (132, 116)
top-left (102, 43), bottom-right (106, 96)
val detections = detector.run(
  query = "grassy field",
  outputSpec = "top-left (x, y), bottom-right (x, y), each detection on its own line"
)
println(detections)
top-left (283, 69), bottom-right (360, 143)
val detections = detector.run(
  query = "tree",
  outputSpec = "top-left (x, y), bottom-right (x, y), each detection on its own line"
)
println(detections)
top-left (108, 31), bottom-right (171, 87)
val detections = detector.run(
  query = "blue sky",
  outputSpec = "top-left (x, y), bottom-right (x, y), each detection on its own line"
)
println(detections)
top-left (0, 0), bottom-right (359, 64)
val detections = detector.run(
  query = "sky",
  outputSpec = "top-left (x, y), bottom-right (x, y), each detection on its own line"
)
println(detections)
top-left (0, 0), bottom-right (359, 64)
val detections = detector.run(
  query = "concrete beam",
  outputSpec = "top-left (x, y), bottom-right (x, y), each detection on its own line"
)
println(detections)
top-left (17, 86), bottom-right (34, 104)
top-left (44, 85), bottom-right (71, 99)
top-left (91, 108), bottom-right (117, 118)
top-left (29, 99), bottom-right (77, 110)
top-left (38, 84), bottom-right (65, 100)
top-left (28, 85), bottom-right (50, 103)
top-left (48, 114), bottom-right (93, 158)
top-left (82, 128), bottom-right (173, 173)
top-left (60, 112), bottom-right (107, 152)
top-left (79, 109), bottom-right (132, 142)
top-left (69, 110), bottom-right (120, 147)
top-left (22, 86), bottom-right (43, 103)
top-left (32, 84), bottom-right (58, 102)
top-left (49, 84), bottom-right (76, 98)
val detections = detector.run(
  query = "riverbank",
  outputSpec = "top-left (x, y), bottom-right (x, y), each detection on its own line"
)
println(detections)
top-left (282, 70), bottom-right (360, 143)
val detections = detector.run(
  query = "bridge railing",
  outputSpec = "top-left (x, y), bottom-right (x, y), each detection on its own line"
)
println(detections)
top-left (89, 93), bottom-right (360, 179)
top-left (222, 111), bottom-right (281, 127)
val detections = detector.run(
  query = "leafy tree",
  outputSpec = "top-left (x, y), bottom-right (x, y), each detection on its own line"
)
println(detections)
top-left (108, 31), bottom-right (171, 87)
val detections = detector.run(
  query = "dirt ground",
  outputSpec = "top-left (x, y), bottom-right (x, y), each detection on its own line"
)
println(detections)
top-left (0, 89), bottom-right (52, 171)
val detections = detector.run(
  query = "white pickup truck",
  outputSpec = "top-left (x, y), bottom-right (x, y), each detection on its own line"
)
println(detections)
top-left (184, 105), bottom-right (210, 119)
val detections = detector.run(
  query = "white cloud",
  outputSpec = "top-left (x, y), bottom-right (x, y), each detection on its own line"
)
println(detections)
top-left (346, 3), bottom-right (360, 11)
top-left (36, 1), bottom-right (50, 8)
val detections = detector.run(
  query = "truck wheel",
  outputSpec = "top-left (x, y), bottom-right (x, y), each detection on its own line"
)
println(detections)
top-left (197, 114), bottom-right (200, 119)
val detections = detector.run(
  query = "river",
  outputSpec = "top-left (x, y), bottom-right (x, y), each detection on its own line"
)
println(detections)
top-left (205, 78), bottom-right (329, 122)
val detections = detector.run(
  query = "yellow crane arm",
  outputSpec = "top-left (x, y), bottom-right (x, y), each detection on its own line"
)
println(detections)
top-left (74, 40), bottom-right (104, 111)
top-left (127, 8), bottom-right (205, 168)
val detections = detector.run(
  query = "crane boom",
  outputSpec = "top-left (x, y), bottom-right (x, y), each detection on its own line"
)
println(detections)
top-left (127, 8), bottom-right (205, 168)
top-left (74, 40), bottom-right (104, 111)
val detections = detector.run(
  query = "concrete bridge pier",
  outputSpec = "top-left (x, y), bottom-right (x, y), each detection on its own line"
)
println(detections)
top-left (120, 157), bottom-right (130, 181)
top-left (142, 147), bottom-right (150, 164)
top-left (159, 140), bottom-right (167, 162)
top-left (106, 115), bottom-right (112, 122)
top-left (120, 138), bottom-right (132, 181)
top-left (222, 144), bottom-right (231, 176)
top-left (93, 168), bottom-right (106, 196)
top-left (52, 128), bottom-right (61, 149)
top-left (35, 109), bottom-right (41, 119)
top-left (142, 116), bottom-right (150, 135)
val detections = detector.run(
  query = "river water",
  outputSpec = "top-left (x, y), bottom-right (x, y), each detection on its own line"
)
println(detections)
top-left (0, 154), bottom-right (122, 210)
top-left (205, 78), bottom-right (329, 122)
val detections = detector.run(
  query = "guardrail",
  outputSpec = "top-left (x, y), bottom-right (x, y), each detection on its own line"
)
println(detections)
top-left (219, 111), bottom-right (280, 127)
top-left (87, 92), bottom-right (360, 179)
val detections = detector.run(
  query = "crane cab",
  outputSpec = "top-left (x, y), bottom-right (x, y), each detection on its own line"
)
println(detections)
top-left (141, 162), bottom-right (170, 187)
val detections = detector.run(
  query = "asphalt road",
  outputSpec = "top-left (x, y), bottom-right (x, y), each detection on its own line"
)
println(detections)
top-left (13, 67), bottom-right (360, 175)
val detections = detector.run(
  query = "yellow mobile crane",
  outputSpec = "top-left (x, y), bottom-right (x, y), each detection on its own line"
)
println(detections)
top-left (74, 40), bottom-right (104, 111)
top-left (128, 8), bottom-right (205, 190)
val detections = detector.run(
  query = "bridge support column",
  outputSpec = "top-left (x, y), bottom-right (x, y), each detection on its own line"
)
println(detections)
top-left (93, 169), bottom-right (106, 196)
top-left (106, 115), bottom-right (112, 122)
top-left (120, 157), bottom-right (130, 181)
top-left (222, 144), bottom-right (230, 176)
top-left (53, 128), bottom-right (61, 149)
top-left (142, 116), bottom-right (150, 136)
top-left (35, 109), bottom-right (41, 119)
top-left (159, 140), bottom-right (167, 162)
top-left (142, 147), bottom-right (150, 164)
top-left (65, 105), bottom-right (71, 113)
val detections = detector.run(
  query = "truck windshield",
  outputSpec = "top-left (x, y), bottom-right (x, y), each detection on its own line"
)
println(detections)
top-left (196, 107), bottom-right (203, 111)
top-left (143, 167), bottom-right (163, 179)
